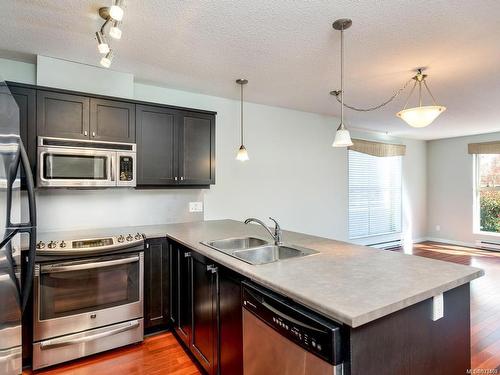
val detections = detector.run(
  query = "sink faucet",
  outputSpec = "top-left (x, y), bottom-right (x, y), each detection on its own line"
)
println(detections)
top-left (244, 217), bottom-right (283, 245)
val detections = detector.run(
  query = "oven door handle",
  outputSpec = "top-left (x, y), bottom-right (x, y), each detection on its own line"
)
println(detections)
top-left (40, 255), bottom-right (140, 274)
top-left (39, 320), bottom-right (140, 350)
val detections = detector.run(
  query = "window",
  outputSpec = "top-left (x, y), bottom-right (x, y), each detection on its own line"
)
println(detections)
top-left (475, 154), bottom-right (500, 234)
top-left (348, 150), bottom-right (402, 239)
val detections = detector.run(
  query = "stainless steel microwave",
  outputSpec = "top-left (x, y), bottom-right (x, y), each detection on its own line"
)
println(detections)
top-left (37, 137), bottom-right (136, 188)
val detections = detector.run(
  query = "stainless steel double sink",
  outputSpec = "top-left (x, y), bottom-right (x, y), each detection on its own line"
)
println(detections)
top-left (200, 237), bottom-right (318, 265)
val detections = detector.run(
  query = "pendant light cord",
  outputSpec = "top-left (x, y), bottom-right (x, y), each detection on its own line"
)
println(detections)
top-left (340, 25), bottom-right (345, 129)
top-left (240, 83), bottom-right (244, 145)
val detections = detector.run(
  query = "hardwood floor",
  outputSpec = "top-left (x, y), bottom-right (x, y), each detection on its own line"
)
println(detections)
top-left (26, 241), bottom-right (499, 374)
top-left (24, 332), bottom-right (201, 375)
top-left (395, 241), bottom-right (500, 371)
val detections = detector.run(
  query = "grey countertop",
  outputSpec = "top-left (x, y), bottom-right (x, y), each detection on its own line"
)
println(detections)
top-left (36, 220), bottom-right (484, 328)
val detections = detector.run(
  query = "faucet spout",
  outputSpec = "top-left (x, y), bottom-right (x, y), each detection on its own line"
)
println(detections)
top-left (244, 217), bottom-right (283, 245)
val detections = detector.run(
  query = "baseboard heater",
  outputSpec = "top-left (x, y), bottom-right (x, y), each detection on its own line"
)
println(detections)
top-left (475, 240), bottom-right (500, 251)
top-left (368, 239), bottom-right (403, 250)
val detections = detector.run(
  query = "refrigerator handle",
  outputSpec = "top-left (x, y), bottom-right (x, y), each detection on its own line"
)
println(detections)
top-left (15, 140), bottom-right (37, 311)
top-left (17, 139), bottom-right (36, 228)
top-left (6, 139), bottom-right (36, 229)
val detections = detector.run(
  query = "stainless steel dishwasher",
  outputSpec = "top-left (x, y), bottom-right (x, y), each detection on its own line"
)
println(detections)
top-left (242, 282), bottom-right (344, 375)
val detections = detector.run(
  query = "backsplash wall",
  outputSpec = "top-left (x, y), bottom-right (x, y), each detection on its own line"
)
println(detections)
top-left (35, 189), bottom-right (204, 232)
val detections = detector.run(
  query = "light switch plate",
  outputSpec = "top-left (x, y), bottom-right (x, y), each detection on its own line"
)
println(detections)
top-left (189, 202), bottom-right (203, 213)
top-left (432, 293), bottom-right (444, 321)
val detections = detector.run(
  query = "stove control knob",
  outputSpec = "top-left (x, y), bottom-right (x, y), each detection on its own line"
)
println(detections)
top-left (47, 241), bottom-right (57, 249)
top-left (117, 235), bottom-right (125, 243)
top-left (134, 233), bottom-right (142, 240)
top-left (36, 241), bottom-right (45, 249)
top-left (60, 241), bottom-right (67, 248)
top-left (126, 234), bottom-right (133, 241)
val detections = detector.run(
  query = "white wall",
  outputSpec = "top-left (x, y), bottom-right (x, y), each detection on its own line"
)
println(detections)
top-left (427, 131), bottom-right (500, 245)
top-left (1, 56), bottom-right (428, 240)
top-left (135, 83), bottom-right (428, 242)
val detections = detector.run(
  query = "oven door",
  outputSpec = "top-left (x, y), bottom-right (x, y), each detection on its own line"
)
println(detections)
top-left (37, 146), bottom-right (116, 187)
top-left (33, 252), bottom-right (143, 341)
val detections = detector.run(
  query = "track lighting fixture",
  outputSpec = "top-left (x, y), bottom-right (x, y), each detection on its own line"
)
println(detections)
top-left (100, 51), bottom-right (114, 68)
top-left (95, 31), bottom-right (110, 54)
top-left (109, 20), bottom-right (122, 40)
top-left (95, 1), bottom-right (125, 68)
top-left (109, 0), bottom-right (124, 21)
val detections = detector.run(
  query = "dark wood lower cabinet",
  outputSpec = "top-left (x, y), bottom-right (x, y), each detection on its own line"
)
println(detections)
top-left (191, 252), bottom-right (218, 375)
top-left (218, 267), bottom-right (244, 375)
top-left (168, 240), bottom-right (243, 375)
top-left (144, 238), bottom-right (169, 332)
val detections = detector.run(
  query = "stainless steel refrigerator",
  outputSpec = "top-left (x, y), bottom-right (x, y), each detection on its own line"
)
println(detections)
top-left (0, 80), bottom-right (37, 374)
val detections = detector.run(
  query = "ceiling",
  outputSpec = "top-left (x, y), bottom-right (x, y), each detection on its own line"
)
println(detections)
top-left (1, 0), bottom-right (499, 140)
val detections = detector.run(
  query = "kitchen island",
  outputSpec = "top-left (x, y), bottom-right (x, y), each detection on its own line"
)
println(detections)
top-left (35, 220), bottom-right (483, 374)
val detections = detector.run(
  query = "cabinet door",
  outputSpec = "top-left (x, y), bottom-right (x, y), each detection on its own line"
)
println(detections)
top-left (136, 105), bottom-right (179, 185)
top-left (219, 267), bottom-right (243, 375)
top-left (9, 86), bottom-right (36, 185)
top-left (90, 98), bottom-right (135, 142)
top-left (169, 241), bottom-right (178, 326)
top-left (144, 238), bottom-right (169, 332)
top-left (191, 252), bottom-right (218, 375)
top-left (178, 112), bottom-right (215, 185)
top-left (37, 90), bottom-right (90, 139)
top-left (175, 245), bottom-right (192, 347)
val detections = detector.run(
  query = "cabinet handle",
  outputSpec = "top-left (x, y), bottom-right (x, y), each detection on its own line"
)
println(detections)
top-left (184, 252), bottom-right (192, 258)
top-left (180, 176), bottom-right (184, 181)
top-left (207, 264), bottom-right (218, 274)
top-left (84, 131), bottom-right (88, 136)
top-left (174, 177), bottom-right (178, 181)
top-left (92, 131), bottom-right (96, 137)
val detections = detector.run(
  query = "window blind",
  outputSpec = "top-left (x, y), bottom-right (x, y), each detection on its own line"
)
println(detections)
top-left (348, 150), bottom-right (402, 239)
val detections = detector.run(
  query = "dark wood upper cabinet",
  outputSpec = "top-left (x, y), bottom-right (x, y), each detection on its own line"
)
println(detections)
top-left (37, 90), bottom-right (90, 139)
top-left (136, 105), bottom-right (179, 185)
top-left (90, 98), bottom-right (135, 142)
top-left (144, 238), bottom-right (169, 333)
top-left (179, 112), bottom-right (215, 185)
top-left (9, 86), bottom-right (36, 181)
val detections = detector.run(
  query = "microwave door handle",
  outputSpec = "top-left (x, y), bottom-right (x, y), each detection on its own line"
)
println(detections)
top-left (110, 154), bottom-right (116, 182)
top-left (41, 255), bottom-right (140, 274)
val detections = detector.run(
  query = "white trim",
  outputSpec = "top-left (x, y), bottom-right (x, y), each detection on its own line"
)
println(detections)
top-left (425, 237), bottom-right (478, 248)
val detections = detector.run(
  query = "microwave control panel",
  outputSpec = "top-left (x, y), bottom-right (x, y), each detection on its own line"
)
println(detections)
top-left (119, 156), bottom-right (134, 181)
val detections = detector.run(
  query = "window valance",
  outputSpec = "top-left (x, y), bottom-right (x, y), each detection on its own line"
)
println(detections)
top-left (468, 141), bottom-right (500, 154)
top-left (348, 139), bottom-right (406, 157)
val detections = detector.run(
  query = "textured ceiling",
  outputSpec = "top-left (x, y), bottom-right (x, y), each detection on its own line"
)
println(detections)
top-left (1, 0), bottom-right (499, 140)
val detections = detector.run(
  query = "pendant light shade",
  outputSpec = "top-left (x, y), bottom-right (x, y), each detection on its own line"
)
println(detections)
top-left (332, 127), bottom-right (353, 147)
top-left (236, 79), bottom-right (249, 161)
top-left (236, 145), bottom-right (249, 161)
top-left (396, 70), bottom-right (446, 128)
top-left (331, 19), bottom-right (353, 148)
top-left (397, 105), bottom-right (446, 128)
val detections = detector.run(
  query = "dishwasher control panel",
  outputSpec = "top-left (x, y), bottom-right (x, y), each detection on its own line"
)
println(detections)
top-left (242, 282), bottom-right (343, 365)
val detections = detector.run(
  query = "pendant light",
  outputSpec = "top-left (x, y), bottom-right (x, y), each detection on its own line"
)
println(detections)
top-left (332, 19), bottom-right (353, 147)
top-left (236, 79), bottom-right (249, 161)
top-left (396, 69), bottom-right (446, 128)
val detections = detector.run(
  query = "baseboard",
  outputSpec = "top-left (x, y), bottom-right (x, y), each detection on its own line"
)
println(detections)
top-left (424, 237), bottom-right (478, 249)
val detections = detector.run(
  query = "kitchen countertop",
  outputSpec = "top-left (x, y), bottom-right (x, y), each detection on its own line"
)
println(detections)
top-left (35, 220), bottom-right (484, 328)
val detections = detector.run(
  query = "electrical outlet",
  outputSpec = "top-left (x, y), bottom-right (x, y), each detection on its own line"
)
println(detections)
top-left (432, 293), bottom-right (444, 321)
top-left (435, 224), bottom-right (441, 232)
top-left (189, 202), bottom-right (203, 213)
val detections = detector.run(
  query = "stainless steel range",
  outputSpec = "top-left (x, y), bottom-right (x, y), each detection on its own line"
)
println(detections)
top-left (32, 233), bottom-right (145, 370)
